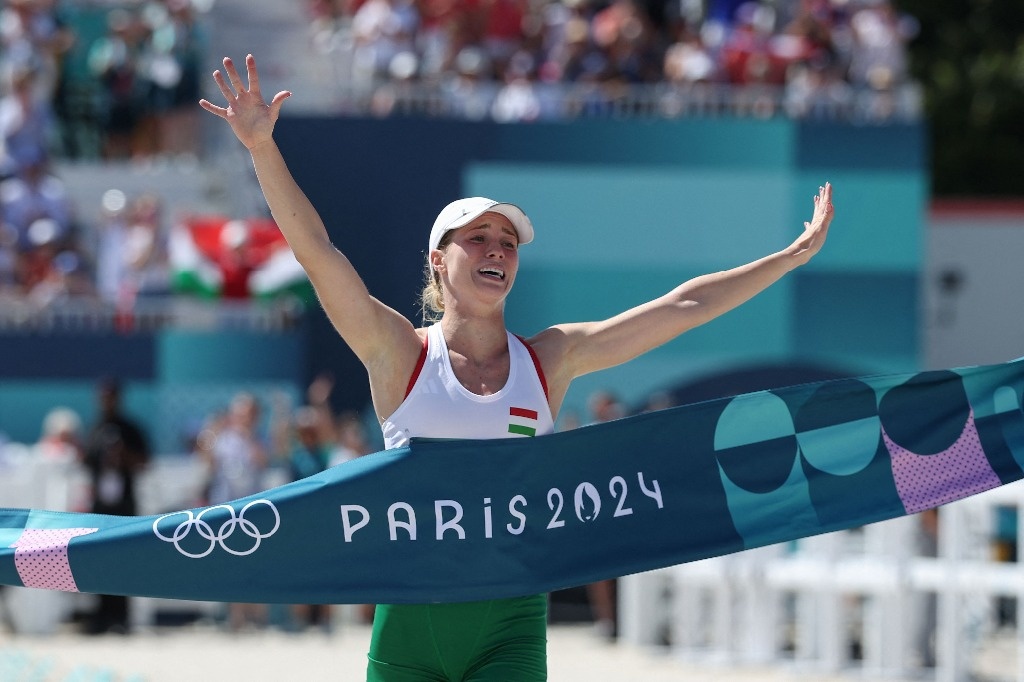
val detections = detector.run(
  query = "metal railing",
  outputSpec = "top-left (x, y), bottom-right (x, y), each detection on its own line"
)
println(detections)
top-left (0, 296), bottom-right (306, 334)
top-left (327, 80), bottom-right (924, 125)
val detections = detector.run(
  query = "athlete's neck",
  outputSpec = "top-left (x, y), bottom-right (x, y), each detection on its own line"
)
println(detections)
top-left (440, 314), bottom-right (509, 368)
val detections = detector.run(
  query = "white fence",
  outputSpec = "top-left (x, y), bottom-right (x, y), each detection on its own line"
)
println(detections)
top-left (620, 483), bottom-right (1024, 681)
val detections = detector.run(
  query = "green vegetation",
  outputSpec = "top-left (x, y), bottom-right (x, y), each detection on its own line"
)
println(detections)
top-left (897, 0), bottom-right (1024, 197)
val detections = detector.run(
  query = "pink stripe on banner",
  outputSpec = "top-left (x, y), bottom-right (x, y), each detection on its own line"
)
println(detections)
top-left (11, 528), bottom-right (98, 592)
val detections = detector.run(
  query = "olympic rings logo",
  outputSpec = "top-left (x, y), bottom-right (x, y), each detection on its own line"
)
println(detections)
top-left (152, 500), bottom-right (280, 559)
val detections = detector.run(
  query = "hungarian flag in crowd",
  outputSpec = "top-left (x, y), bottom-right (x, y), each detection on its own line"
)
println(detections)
top-left (169, 216), bottom-right (313, 302)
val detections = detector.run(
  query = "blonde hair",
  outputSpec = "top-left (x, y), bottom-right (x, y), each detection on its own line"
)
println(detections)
top-left (418, 232), bottom-right (453, 324)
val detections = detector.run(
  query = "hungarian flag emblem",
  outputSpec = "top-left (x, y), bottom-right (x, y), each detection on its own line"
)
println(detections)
top-left (508, 407), bottom-right (539, 436)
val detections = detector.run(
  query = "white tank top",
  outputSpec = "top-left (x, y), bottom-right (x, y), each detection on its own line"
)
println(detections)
top-left (382, 323), bottom-right (554, 448)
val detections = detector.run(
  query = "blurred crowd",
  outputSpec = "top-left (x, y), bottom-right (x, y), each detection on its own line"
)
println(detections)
top-left (0, 0), bottom-right (207, 309)
top-left (0, 177), bottom-right (174, 309)
top-left (1, 372), bottom-right (378, 634)
top-left (309, 0), bottom-right (919, 120)
top-left (0, 0), bottom-right (920, 308)
top-left (1, 0), bottom-right (206, 166)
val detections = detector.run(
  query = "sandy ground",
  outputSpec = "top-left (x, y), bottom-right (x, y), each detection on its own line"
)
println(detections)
top-left (0, 620), bottom-right (954, 682)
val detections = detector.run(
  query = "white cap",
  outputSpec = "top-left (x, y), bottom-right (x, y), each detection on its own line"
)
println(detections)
top-left (428, 197), bottom-right (534, 254)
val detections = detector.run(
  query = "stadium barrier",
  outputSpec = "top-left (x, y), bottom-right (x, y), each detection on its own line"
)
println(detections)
top-left (621, 484), bottom-right (1024, 682)
top-left (328, 81), bottom-right (924, 124)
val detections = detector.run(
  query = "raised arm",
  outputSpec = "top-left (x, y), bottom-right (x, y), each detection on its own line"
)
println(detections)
top-left (200, 55), bottom-right (421, 417)
top-left (530, 183), bottom-right (835, 413)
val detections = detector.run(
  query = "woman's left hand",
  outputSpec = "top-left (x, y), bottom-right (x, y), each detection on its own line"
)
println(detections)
top-left (789, 182), bottom-right (834, 264)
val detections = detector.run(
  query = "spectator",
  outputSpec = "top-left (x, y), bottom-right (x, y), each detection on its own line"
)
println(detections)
top-left (591, 0), bottom-right (660, 84)
top-left (216, 219), bottom-right (256, 299)
top-left (95, 189), bottom-right (170, 306)
top-left (847, 0), bottom-right (913, 92)
top-left (87, 8), bottom-right (145, 160)
top-left (537, 0), bottom-right (592, 83)
top-left (491, 51), bottom-right (541, 122)
top-left (300, 372), bottom-right (373, 466)
top-left (663, 20), bottom-right (719, 85)
top-left (19, 215), bottom-right (91, 306)
top-left (94, 188), bottom-right (131, 305)
top-left (201, 391), bottom-right (270, 631)
top-left (443, 46), bottom-right (498, 119)
top-left (0, 0), bottom-right (74, 102)
top-left (138, 0), bottom-right (206, 157)
top-left (286, 406), bottom-right (334, 480)
top-left (784, 56), bottom-right (852, 119)
top-left (331, 410), bottom-right (373, 465)
top-left (81, 377), bottom-right (151, 634)
top-left (0, 64), bottom-right (56, 180)
top-left (351, 0), bottom-right (419, 86)
top-left (720, 2), bottom-right (786, 85)
top-left (124, 192), bottom-right (170, 298)
top-left (36, 406), bottom-right (83, 463)
top-left (414, 0), bottom-right (477, 79)
top-left (479, 0), bottom-right (527, 75)
top-left (0, 156), bottom-right (72, 252)
top-left (203, 392), bottom-right (268, 514)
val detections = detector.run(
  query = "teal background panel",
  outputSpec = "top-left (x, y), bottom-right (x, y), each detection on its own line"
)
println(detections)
top-left (491, 118), bottom-right (794, 169)
top-left (505, 265), bottom-right (791, 356)
top-left (157, 331), bottom-right (305, 383)
top-left (466, 164), bottom-right (792, 268)
top-left (794, 170), bottom-right (926, 271)
top-left (792, 271), bottom-right (919, 375)
top-left (795, 122), bottom-right (925, 171)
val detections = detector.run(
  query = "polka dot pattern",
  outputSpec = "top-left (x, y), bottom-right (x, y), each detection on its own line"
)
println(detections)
top-left (11, 528), bottom-right (98, 592)
top-left (883, 411), bottom-right (1000, 514)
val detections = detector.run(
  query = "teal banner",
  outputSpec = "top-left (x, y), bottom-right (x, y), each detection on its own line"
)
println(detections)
top-left (3, 358), bottom-right (1024, 604)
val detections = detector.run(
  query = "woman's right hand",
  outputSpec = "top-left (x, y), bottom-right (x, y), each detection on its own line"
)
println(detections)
top-left (199, 54), bottom-right (291, 151)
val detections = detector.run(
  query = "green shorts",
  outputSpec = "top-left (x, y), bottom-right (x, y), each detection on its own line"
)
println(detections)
top-left (366, 594), bottom-right (548, 681)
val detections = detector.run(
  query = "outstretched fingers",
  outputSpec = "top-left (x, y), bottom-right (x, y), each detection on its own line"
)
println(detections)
top-left (268, 89), bottom-right (293, 116)
top-left (198, 66), bottom-right (237, 119)
top-left (198, 98), bottom-right (228, 118)
top-left (244, 54), bottom-right (261, 96)
top-left (199, 55), bottom-right (272, 119)
top-left (222, 56), bottom-right (247, 95)
top-left (211, 68), bottom-right (236, 103)
top-left (819, 182), bottom-right (833, 212)
top-left (812, 182), bottom-right (834, 221)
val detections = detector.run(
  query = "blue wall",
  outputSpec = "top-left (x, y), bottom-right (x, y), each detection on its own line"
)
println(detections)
top-left (0, 329), bottom-right (304, 452)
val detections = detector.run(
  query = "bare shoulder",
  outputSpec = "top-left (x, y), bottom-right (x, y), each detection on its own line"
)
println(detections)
top-left (521, 324), bottom-right (593, 418)
top-left (520, 323), bottom-right (582, 383)
top-left (522, 324), bottom-right (570, 358)
top-left (523, 322), bottom-right (594, 358)
top-left (365, 321), bottom-right (431, 422)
